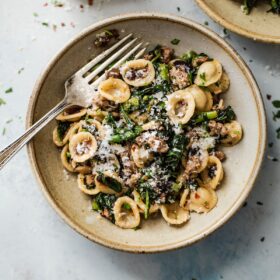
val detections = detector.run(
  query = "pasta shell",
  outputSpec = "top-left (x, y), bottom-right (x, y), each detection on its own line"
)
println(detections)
top-left (132, 190), bottom-right (159, 214)
top-left (179, 189), bottom-right (190, 210)
top-left (77, 173), bottom-right (100, 195)
top-left (79, 119), bottom-right (105, 140)
top-left (182, 149), bottom-right (209, 174)
top-left (56, 107), bottom-right (87, 122)
top-left (166, 89), bottom-right (195, 125)
top-left (61, 144), bottom-right (75, 172)
top-left (160, 202), bottom-right (190, 225)
top-left (208, 72), bottom-right (230, 94)
top-left (187, 84), bottom-right (208, 112)
top-left (221, 121), bottom-right (243, 146)
top-left (69, 132), bottom-right (97, 163)
top-left (189, 187), bottom-right (218, 213)
top-left (98, 77), bottom-right (131, 103)
top-left (204, 90), bottom-right (213, 111)
top-left (121, 59), bottom-right (155, 87)
top-left (95, 171), bottom-right (123, 194)
top-left (113, 196), bottom-right (141, 229)
top-left (131, 144), bottom-right (154, 168)
top-left (195, 60), bottom-right (223, 87)
top-left (60, 144), bottom-right (92, 174)
top-left (200, 156), bottom-right (224, 189)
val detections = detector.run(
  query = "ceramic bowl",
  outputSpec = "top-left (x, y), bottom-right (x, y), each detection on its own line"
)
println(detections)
top-left (196, 0), bottom-right (280, 44)
top-left (26, 13), bottom-right (266, 253)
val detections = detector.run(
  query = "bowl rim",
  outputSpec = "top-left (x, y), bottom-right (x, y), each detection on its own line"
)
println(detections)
top-left (26, 12), bottom-right (267, 253)
top-left (196, 0), bottom-right (280, 44)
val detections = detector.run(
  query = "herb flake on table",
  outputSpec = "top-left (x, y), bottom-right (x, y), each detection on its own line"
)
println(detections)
top-left (204, 21), bottom-right (209, 26)
top-left (273, 110), bottom-right (280, 121)
top-left (268, 142), bottom-right (273, 148)
top-left (272, 100), bottom-right (280, 108)
top-left (171, 38), bottom-right (180, 45)
top-left (260, 237), bottom-right (265, 242)
top-left (256, 201), bottom-right (263, 206)
top-left (277, 127), bottom-right (280, 139)
top-left (18, 67), bottom-right (24, 74)
top-left (177, 7), bottom-right (181, 12)
top-left (2, 128), bottom-right (6, 135)
top-left (0, 98), bottom-right (6, 105)
top-left (5, 87), bottom-right (13, 94)
top-left (266, 94), bottom-right (271, 100)
top-left (50, 0), bottom-right (64, 7)
top-left (42, 22), bottom-right (49, 27)
top-left (33, 12), bottom-right (39, 17)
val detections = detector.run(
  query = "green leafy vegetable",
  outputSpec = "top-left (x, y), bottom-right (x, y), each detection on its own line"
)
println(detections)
top-left (92, 193), bottom-right (117, 222)
top-left (241, 0), bottom-right (257, 14)
top-left (96, 172), bottom-right (122, 193)
top-left (57, 121), bottom-right (70, 141)
top-left (193, 111), bottom-right (218, 124)
top-left (216, 106), bottom-right (236, 123)
top-left (165, 134), bottom-right (187, 175)
top-left (144, 190), bottom-right (150, 219)
top-left (269, 0), bottom-right (280, 14)
top-left (123, 203), bottom-right (131, 210)
top-left (158, 63), bottom-right (170, 81)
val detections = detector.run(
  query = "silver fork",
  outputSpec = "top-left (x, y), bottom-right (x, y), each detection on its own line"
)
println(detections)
top-left (0, 34), bottom-right (146, 170)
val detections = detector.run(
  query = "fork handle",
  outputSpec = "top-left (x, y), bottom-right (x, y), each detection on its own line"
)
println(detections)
top-left (0, 100), bottom-right (68, 170)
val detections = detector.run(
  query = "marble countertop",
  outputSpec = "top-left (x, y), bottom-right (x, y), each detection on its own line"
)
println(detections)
top-left (1, 1), bottom-right (280, 279)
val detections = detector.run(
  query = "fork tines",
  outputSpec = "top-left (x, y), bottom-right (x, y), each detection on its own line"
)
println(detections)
top-left (77, 33), bottom-right (147, 86)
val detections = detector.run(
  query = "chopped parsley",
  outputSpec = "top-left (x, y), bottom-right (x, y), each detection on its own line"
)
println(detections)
top-left (171, 38), bottom-right (180, 45)
top-left (42, 22), bottom-right (49, 27)
top-left (17, 67), bottom-right (24, 74)
top-left (5, 87), bottom-right (13, 94)
top-left (272, 100), bottom-right (280, 108)
top-left (277, 127), bottom-right (280, 139)
top-left (199, 72), bottom-right (206, 82)
top-left (0, 98), bottom-right (6, 105)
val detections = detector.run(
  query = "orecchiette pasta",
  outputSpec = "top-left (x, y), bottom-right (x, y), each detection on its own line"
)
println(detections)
top-left (60, 144), bottom-right (91, 174)
top-left (98, 77), bottom-right (131, 103)
top-left (189, 187), bottom-right (218, 213)
top-left (53, 42), bottom-right (243, 230)
top-left (208, 72), bottom-right (230, 94)
top-left (160, 202), bottom-right (190, 225)
top-left (187, 84), bottom-right (208, 112)
top-left (113, 196), bottom-right (141, 229)
top-left (56, 107), bottom-right (87, 122)
top-left (179, 189), bottom-right (190, 210)
top-left (77, 173), bottom-right (100, 195)
top-left (194, 60), bottom-right (223, 87)
top-left (121, 59), bottom-right (155, 87)
top-left (221, 121), bottom-right (243, 146)
top-left (131, 144), bottom-right (154, 168)
top-left (132, 190), bottom-right (159, 214)
top-left (166, 89), bottom-right (195, 124)
top-left (200, 156), bottom-right (224, 189)
top-left (69, 132), bottom-right (97, 163)
top-left (95, 171), bottom-right (123, 194)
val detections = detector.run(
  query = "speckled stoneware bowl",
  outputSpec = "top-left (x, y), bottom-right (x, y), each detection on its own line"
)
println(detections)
top-left (26, 13), bottom-right (266, 253)
top-left (196, 0), bottom-right (280, 44)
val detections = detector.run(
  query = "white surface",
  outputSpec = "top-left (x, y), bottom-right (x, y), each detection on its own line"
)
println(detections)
top-left (0, 1), bottom-right (280, 279)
